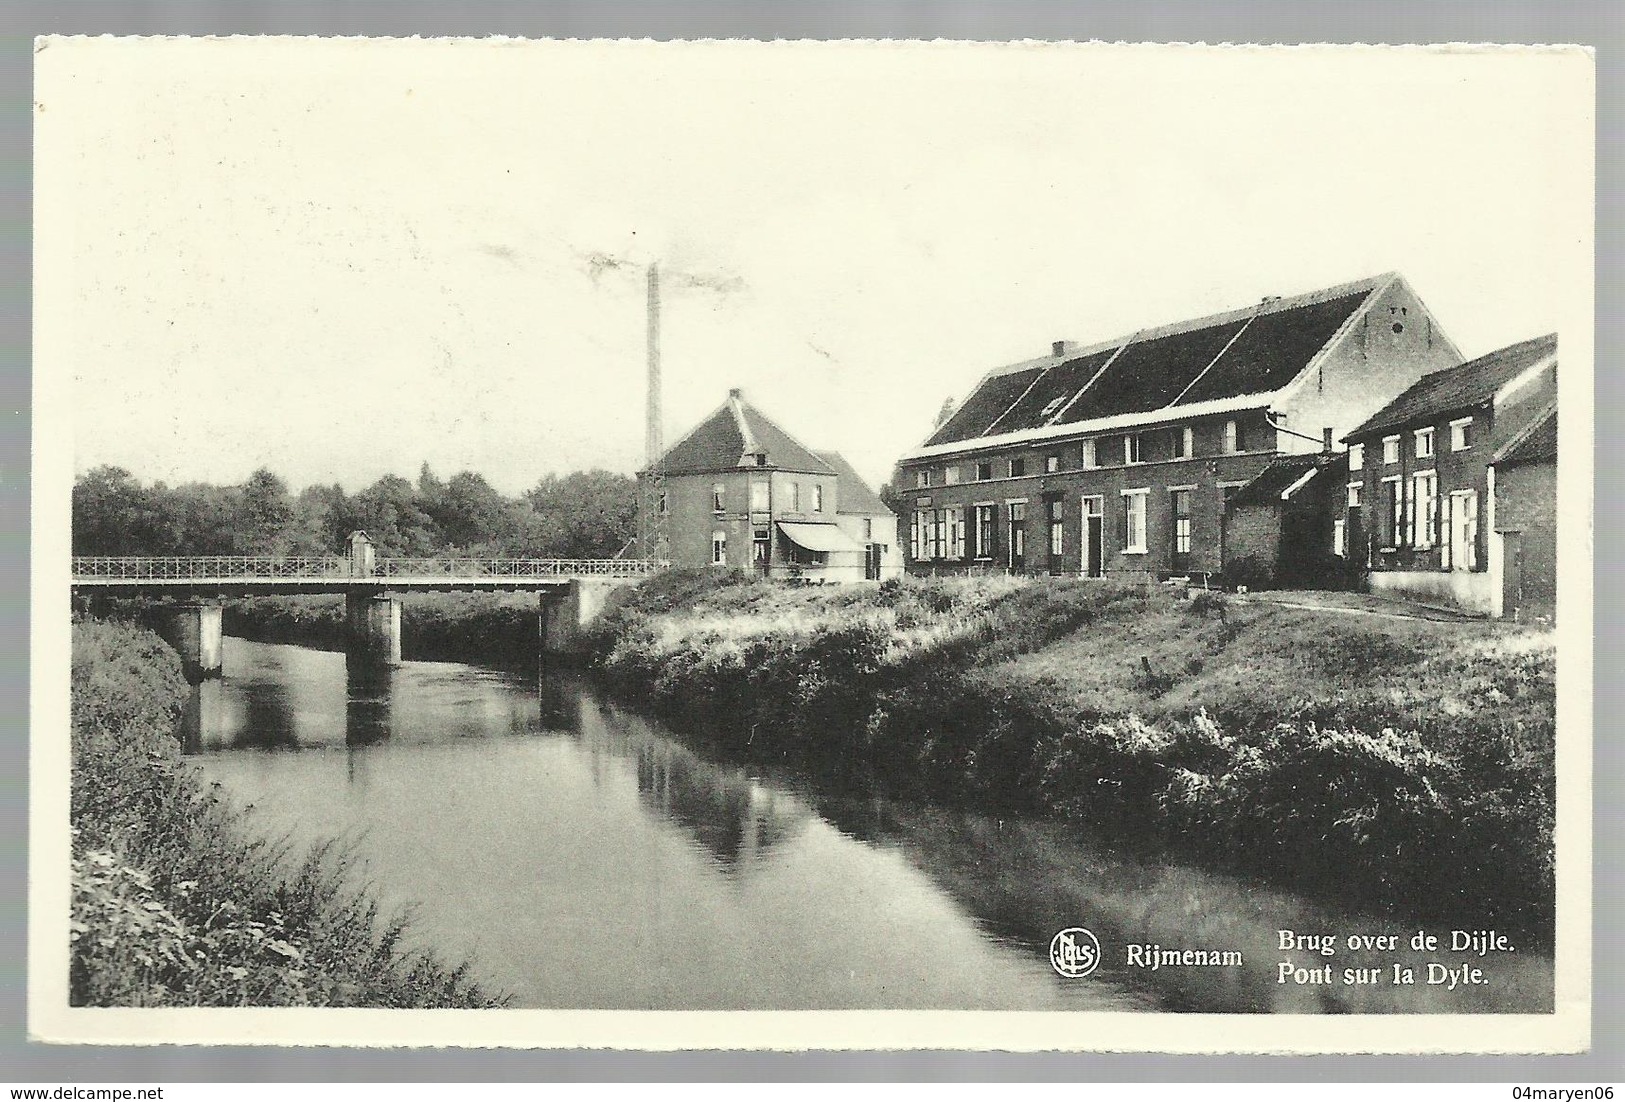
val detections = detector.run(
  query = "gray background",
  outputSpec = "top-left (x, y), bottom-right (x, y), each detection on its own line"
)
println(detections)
top-left (1, 0), bottom-right (1617, 1083)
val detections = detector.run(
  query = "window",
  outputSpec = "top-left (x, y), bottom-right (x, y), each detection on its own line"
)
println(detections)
top-left (711, 531), bottom-right (727, 566)
top-left (975, 461), bottom-right (993, 481)
top-left (915, 469), bottom-right (932, 489)
top-left (1333, 518), bottom-right (1347, 558)
top-left (754, 453), bottom-right (769, 467)
top-left (1382, 435), bottom-right (1401, 465)
top-left (712, 484), bottom-right (725, 513)
top-left (1347, 481), bottom-right (1362, 508)
top-left (944, 466), bottom-right (962, 486)
top-left (1348, 443), bottom-right (1364, 470)
top-left (1171, 489), bottom-right (1192, 554)
top-left (1125, 433), bottom-right (1143, 464)
top-left (1173, 425), bottom-right (1193, 459)
top-left (750, 480), bottom-right (769, 512)
top-left (657, 490), bottom-right (669, 516)
top-left (790, 482), bottom-right (801, 512)
top-left (753, 529), bottom-right (770, 569)
top-left (863, 517), bottom-right (873, 541)
top-left (1411, 471), bottom-right (1438, 549)
top-left (1045, 454), bottom-right (1061, 474)
top-left (1121, 489), bottom-right (1148, 554)
top-left (1450, 417), bottom-right (1474, 451)
top-left (813, 484), bottom-right (824, 513)
top-left (1446, 490), bottom-right (1479, 570)
top-left (945, 507), bottom-right (966, 559)
top-left (974, 504), bottom-right (996, 559)
top-left (1048, 498), bottom-right (1065, 556)
top-left (1080, 438), bottom-right (1098, 468)
top-left (1009, 457), bottom-right (1026, 478)
top-left (1223, 420), bottom-right (1240, 454)
top-left (1414, 427), bottom-right (1435, 460)
top-left (1383, 477), bottom-right (1404, 546)
top-left (910, 510), bottom-right (929, 560)
top-left (1008, 502), bottom-right (1027, 566)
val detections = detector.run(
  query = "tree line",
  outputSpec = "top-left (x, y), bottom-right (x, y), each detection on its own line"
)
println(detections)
top-left (72, 464), bottom-right (639, 560)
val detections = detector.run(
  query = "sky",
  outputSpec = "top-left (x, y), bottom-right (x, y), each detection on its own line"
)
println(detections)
top-left (39, 38), bottom-right (1593, 496)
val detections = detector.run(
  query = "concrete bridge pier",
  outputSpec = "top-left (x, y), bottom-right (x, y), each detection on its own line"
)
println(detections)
top-left (540, 578), bottom-right (622, 658)
top-left (163, 602), bottom-right (224, 682)
top-left (346, 592), bottom-right (402, 666)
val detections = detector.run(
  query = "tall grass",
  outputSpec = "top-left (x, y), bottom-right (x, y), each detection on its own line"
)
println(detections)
top-left (588, 571), bottom-right (1556, 939)
top-left (69, 618), bottom-right (507, 1007)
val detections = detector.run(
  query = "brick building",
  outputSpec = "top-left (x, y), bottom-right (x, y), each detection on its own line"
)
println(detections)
top-left (1342, 333), bottom-right (1558, 617)
top-left (894, 274), bottom-right (1462, 581)
top-left (640, 389), bottom-right (901, 582)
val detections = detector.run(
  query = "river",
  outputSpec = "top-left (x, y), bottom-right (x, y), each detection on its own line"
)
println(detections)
top-left (183, 637), bottom-right (1553, 1013)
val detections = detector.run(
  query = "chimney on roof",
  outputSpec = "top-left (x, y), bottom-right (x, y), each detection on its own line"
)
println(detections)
top-left (1052, 340), bottom-right (1078, 357)
top-left (1323, 427), bottom-right (1335, 453)
top-left (729, 387), bottom-right (743, 400)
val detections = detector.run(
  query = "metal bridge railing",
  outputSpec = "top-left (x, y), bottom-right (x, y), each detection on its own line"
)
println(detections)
top-left (71, 556), bottom-right (666, 581)
top-left (72, 556), bottom-right (350, 579)
top-left (373, 558), bottom-right (664, 579)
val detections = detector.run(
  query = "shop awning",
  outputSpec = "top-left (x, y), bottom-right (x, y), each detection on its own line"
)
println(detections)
top-left (776, 521), bottom-right (865, 554)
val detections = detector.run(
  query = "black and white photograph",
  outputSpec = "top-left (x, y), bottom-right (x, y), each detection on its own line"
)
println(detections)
top-left (29, 37), bottom-right (1592, 1052)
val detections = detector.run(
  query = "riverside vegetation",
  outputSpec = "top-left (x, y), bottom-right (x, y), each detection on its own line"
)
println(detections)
top-left (584, 569), bottom-right (1557, 940)
top-left (70, 618), bottom-right (507, 1006)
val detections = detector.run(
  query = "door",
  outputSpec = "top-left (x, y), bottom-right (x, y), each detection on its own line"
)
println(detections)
top-left (865, 543), bottom-right (882, 581)
top-left (1501, 531), bottom-right (1523, 620)
top-left (1007, 503), bottom-right (1026, 573)
top-left (1082, 496), bottom-right (1104, 577)
top-left (1170, 489), bottom-right (1192, 574)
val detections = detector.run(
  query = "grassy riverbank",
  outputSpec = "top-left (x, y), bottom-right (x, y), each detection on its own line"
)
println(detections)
top-left (586, 569), bottom-right (1557, 939)
top-left (70, 618), bottom-right (507, 1006)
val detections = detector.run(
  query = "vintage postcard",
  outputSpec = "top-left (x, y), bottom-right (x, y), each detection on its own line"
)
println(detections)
top-left (30, 37), bottom-right (1593, 1052)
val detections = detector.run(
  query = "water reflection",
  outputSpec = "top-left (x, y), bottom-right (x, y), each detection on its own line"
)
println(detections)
top-left (189, 637), bottom-right (1555, 1012)
top-left (345, 656), bottom-right (394, 748)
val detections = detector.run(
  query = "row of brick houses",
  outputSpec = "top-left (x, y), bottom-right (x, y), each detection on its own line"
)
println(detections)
top-left (638, 273), bottom-right (1559, 620)
top-left (891, 273), bottom-right (1462, 585)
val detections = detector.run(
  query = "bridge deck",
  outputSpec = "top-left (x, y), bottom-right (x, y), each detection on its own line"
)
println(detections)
top-left (71, 556), bottom-right (662, 597)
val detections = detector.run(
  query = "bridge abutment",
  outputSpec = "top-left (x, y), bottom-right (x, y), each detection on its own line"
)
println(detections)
top-left (346, 592), bottom-right (402, 666)
top-left (163, 602), bottom-right (224, 682)
top-left (540, 578), bottom-right (624, 657)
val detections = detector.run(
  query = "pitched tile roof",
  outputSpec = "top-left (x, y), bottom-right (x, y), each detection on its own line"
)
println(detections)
top-left (919, 275), bottom-right (1388, 451)
top-left (815, 451), bottom-right (894, 516)
top-left (1493, 403), bottom-right (1557, 467)
top-left (1345, 333), bottom-right (1558, 442)
top-left (1229, 453), bottom-right (1338, 508)
top-left (656, 392), bottom-right (837, 476)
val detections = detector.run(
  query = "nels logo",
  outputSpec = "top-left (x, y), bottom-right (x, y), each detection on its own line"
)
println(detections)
top-left (1049, 927), bottom-right (1102, 978)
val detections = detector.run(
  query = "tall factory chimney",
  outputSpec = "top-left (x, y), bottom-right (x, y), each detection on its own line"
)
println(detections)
top-left (645, 262), bottom-right (662, 465)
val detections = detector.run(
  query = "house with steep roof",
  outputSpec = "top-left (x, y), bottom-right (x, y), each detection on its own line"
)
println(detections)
top-left (640, 388), bottom-right (901, 582)
top-left (1342, 333), bottom-right (1558, 617)
top-left (895, 273), bottom-right (1462, 581)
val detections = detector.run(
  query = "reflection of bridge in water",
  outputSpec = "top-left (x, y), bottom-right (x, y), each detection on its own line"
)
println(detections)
top-left (74, 535), bottom-right (661, 677)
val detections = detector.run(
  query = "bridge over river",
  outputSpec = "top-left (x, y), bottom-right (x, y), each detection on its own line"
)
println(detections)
top-left (72, 537), bottom-right (663, 677)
